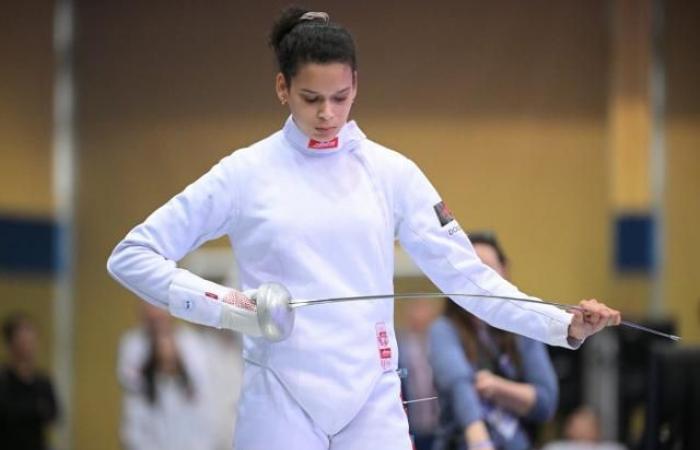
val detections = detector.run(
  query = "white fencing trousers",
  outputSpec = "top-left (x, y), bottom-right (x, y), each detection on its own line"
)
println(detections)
top-left (234, 363), bottom-right (413, 450)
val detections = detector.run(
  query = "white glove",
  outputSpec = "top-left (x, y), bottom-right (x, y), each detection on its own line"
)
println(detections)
top-left (219, 289), bottom-right (262, 336)
top-left (168, 270), bottom-right (262, 336)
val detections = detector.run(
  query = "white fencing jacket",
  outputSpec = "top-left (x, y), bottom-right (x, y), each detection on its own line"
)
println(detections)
top-left (108, 116), bottom-right (576, 435)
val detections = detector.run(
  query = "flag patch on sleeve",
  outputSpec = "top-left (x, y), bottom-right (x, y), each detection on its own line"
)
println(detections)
top-left (433, 201), bottom-right (455, 227)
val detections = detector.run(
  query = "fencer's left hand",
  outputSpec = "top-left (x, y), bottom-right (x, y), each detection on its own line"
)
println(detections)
top-left (567, 299), bottom-right (621, 341)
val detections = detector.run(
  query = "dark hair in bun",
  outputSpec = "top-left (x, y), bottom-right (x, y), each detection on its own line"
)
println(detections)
top-left (269, 6), bottom-right (357, 84)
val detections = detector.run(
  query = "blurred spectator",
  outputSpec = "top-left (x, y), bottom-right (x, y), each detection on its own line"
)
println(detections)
top-left (564, 406), bottom-right (603, 441)
top-left (429, 232), bottom-right (558, 450)
top-left (118, 303), bottom-right (244, 450)
top-left (118, 304), bottom-right (215, 450)
top-left (195, 327), bottom-right (244, 450)
top-left (541, 406), bottom-right (627, 450)
top-left (0, 312), bottom-right (59, 450)
top-left (117, 303), bottom-right (177, 393)
top-left (398, 298), bottom-right (440, 450)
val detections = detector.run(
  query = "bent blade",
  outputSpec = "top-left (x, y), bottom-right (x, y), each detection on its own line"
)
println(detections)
top-left (290, 292), bottom-right (681, 341)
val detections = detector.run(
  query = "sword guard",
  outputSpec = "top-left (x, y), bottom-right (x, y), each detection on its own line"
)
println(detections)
top-left (256, 282), bottom-right (295, 342)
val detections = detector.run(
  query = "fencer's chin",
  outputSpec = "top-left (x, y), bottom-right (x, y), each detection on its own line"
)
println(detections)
top-left (312, 128), bottom-right (338, 141)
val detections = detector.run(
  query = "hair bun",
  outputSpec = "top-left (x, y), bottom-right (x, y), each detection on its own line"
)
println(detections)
top-left (269, 7), bottom-right (306, 51)
top-left (299, 11), bottom-right (329, 24)
top-left (269, 6), bottom-right (356, 83)
top-left (269, 7), bottom-right (332, 51)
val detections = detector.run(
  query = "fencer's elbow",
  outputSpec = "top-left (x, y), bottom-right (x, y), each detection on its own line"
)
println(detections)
top-left (106, 244), bottom-right (126, 283)
top-left (106, 253), bottom-right (119, 282)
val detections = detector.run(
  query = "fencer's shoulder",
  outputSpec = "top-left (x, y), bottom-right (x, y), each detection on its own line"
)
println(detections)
top-left (217, 130), bottom-right (283, 170)
top-left (360, 139), bottom-right (419, 173)
top-left (361, 139), bottom-right (410, 164)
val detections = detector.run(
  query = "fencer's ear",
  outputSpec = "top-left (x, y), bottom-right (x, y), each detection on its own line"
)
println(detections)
top-left (275, 73), bottom-right (289, 105)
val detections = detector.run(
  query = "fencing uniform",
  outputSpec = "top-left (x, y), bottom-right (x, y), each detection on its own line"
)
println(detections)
top-left (107, 116), bottom-right (576, 449)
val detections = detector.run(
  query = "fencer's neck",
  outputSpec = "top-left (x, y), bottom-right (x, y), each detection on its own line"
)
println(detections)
top-left (282, 115), bottom-right (366, 157)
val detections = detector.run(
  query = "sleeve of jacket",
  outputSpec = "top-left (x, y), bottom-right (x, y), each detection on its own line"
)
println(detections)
top-left (395, 157), bottom-right (576, 348)
top-left (106, 154), bottom-right (241, 308)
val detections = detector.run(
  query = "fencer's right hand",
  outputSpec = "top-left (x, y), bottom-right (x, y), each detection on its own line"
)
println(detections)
top-left (243, 289), bottom-right (258, 305)
top-left (218, 288), bottom-right (262, 336)
top-left (168, 271), bottom-right (263, 336)
top-left (221, 289), bottom-right (257, 312)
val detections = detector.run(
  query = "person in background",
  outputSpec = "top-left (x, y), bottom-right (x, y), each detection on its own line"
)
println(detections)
top-left (195, 326), bottom-right (244, 450)
top-left (118, 302), bottom-right (180, 393)
top-left (118, 302), bottom-right (244, 449)
top-left (120, 316), bottom-right (216, 450)
top-left (0, 312), bottom-right (59, 450)
top-left (541, 406), bottom-right (627, 450)
top-left (429, 232), bottom-right (558, 450)
top-left (398, 298), bottom-right (441, 449)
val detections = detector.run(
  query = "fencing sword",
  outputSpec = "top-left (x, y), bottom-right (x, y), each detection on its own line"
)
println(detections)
top-left (254, 283), bottom-right (681, 343)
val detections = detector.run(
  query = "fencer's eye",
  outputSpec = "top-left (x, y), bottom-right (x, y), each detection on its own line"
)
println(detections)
top-left (332, 96), bottom-right (348, 103)
top-left (303, 96), bottom-right (319, 103)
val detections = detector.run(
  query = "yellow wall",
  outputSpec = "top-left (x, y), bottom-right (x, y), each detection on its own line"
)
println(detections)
top-left (0, 1), bottom-right (53, 216)
top-left (665, 121), bottom-right (700, 343)
top-left (0, 0), bottom-right (55, 390)
top-left (663, 1), bottom-right (700, 342)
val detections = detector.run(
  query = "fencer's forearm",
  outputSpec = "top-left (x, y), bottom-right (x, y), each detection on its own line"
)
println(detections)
top-left (107, 240), bottom-right (178, 309)
top-left (108, 243), bottom-right (262, 336)
top-left (489, 379), bottom-right (537, 417)
top-left (449, 275), bottom-right (575, 349)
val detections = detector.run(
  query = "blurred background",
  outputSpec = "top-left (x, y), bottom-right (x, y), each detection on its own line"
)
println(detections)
top-left (0, 1), bottom-right (698, 449)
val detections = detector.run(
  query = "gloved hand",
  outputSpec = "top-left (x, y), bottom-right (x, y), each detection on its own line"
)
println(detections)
top-left (219, 288), bottom-right (263, 336)
top-left (169, 270), bottom-right (262, 337)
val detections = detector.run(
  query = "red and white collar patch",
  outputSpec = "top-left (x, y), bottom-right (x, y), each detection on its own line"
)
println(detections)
top-left (308, 137), bottom-right (339, 150)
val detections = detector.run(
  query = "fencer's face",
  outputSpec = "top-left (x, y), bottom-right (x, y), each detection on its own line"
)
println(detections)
top-left (276, 62), bottom-right (357, 142)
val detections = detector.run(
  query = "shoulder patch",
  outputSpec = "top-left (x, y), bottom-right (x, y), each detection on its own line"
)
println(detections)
top-left (433, 201), bottom-right (455, 227)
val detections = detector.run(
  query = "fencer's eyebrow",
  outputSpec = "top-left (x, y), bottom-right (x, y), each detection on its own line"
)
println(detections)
top-left (300, 87), bottom-right (352, 96)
